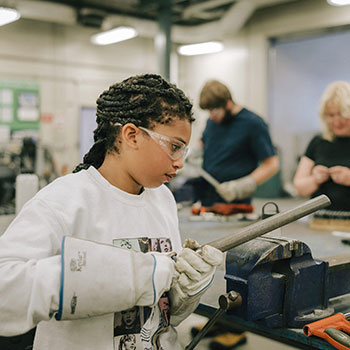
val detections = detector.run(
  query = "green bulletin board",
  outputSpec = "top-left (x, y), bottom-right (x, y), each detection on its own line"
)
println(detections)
top-left (0, 80), bottom-right (40, 131)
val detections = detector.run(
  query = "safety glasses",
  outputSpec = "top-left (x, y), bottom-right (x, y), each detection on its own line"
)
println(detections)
top-left (138, 126), bottom-right (189, 161)
top-left (114, 122), bottom-right (189, 160)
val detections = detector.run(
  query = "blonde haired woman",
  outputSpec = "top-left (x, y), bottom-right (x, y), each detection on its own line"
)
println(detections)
top-left (293, 81), bottom-right (350, 211)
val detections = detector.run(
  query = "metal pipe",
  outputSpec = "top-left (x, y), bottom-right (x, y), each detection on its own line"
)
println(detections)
top-left (156, 0), bottom-right (172, 80)
top-left (197, 168), bottom-right (220, 188)
top-left (207, 195), bottom-right (331, 252)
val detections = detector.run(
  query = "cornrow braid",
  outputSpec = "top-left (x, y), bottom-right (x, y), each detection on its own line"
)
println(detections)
top-left (73, 74), bottom-right (194, 173)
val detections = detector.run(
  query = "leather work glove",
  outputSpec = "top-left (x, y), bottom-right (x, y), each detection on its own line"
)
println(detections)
top-left (215, 175), bottom-right (257, 203)
top-left (57, 236), bottom-right (175, 320)
top-left (169, 239), bottom-right (223, 326)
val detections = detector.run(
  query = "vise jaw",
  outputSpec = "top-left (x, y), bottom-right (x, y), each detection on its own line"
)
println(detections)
top-left (225, 236), bottom-right (334, 328)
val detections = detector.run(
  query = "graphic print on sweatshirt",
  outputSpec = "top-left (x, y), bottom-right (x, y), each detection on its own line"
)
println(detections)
top-left (112, 237), bottom-right (173, 350)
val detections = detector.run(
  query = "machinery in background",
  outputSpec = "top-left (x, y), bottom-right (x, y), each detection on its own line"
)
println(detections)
top-left (310, 209), bottom-right (350, 232)
top-left (189, 202), bottom-right (258, 222)
top-left (0, 137), bottom-right (58, 214)
top-left (0, 164), bottom-right (16, 214)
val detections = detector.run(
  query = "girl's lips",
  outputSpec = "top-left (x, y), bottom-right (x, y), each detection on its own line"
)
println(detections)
top-left (165, 173), bottom-right (176, 181)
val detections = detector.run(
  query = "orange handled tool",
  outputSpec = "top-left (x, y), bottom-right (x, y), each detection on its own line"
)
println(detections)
top-left (303, 313), bottom-right (350, 350)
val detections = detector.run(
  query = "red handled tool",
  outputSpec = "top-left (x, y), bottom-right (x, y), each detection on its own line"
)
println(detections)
top-left (303, 312), bottom-right (350, 350)
top-left (191, 203), bottom-right (254, 216)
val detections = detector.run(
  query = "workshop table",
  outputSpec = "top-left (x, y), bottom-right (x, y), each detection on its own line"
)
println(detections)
top-left (178, 197), bottom-right (350, 350)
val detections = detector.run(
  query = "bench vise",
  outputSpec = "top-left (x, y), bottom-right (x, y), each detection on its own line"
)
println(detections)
top-left (225, 236), bottom-right (350, 328)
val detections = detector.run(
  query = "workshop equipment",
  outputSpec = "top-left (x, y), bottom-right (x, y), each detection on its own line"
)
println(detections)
top-left (223, 199), bottom-right (350, 328)
top-left (225, 236), bottom-right (333, 328)
top-left (191, 203), bottom-right (254, 216)
top-left (184, 195), bottom-right (330, 349)
top-left (310, 209), bottom-right (350, 232)
top-left (185, 291), bottom-right (242, 350)
top-left (304, 312), bottom-right (350, 350)
top-left (261, 201), bottom-right (279, 219)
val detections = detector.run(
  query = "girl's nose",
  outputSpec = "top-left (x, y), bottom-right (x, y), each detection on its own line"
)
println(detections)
top-left (173, 156), bottom-right (185, 169)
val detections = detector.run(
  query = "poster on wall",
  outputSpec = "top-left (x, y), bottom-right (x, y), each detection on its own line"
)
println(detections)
top-left (0, 79), bottom-right (40, 132)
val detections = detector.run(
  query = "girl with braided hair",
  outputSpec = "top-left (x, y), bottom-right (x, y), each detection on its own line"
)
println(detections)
top-left (0, 74), bottom-right (223, 350)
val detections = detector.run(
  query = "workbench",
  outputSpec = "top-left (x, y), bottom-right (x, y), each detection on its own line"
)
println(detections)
top-left (178, 197), bottom-right (350, 350)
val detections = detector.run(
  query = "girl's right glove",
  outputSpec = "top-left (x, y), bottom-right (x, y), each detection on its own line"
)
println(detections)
top-left (168, 239), bottom-right (223, 326)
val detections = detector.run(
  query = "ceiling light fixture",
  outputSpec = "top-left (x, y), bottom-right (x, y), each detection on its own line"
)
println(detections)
top-left (0, 6), bottom-right (20, 26)
top-left (91, 26), bottom-right (137, 45)
top-left (177, 41), bottom-right (224, 56)
top-left (327, 0), bottom-right (350, 5)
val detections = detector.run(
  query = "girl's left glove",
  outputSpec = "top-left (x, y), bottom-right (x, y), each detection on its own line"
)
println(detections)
top-left (168, 239), bottom-right (223, 326)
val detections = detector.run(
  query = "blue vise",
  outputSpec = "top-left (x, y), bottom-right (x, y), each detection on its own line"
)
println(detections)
top-left (225, 236), bottom-right (338, 328)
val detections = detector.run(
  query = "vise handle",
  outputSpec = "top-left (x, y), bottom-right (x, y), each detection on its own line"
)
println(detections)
top-left (206, 194), bottom-right (331, 252)
top-left (185, 291), bottom-right (242, 350)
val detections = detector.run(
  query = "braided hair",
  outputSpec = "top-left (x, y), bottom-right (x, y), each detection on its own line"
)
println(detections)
top-left (73, 74), bottom-right (194, 173)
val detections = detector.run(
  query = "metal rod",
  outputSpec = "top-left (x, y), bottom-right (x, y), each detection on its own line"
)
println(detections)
top-left (206, 195), bottom-right (331, 252)
top-left (198, 168), bottom-right (220, 188)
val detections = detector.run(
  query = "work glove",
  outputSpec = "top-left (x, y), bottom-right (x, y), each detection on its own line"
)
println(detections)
top-left (169, 239), bottom-right (223, 326)
top-left (57, 236), bottom-right (174, 320)
top-left (215, 175), bottom-right (257, 202)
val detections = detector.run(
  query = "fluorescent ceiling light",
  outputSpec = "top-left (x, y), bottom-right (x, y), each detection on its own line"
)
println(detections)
top-left (91, 26), bottom-right (137, 45)
top-left (327, 0), bottom-right (350, 5)
top-left (0, 7), bottom-right (20, 26)
top-left (178, 41), bottom-right (224, 56)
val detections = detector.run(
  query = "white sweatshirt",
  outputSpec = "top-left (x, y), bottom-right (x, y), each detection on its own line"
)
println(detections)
top-left (0, 166), bottom-right (184, 350)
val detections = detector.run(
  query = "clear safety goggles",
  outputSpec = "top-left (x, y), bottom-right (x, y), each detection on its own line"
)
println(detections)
top-left (138, 126), bottom-right (189, 161)
top-left (114, 122), bottom-right (189, 160)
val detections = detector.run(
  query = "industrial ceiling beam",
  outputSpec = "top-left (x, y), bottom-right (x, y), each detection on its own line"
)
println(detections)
top-left (155, 0), bottom-right (172, 80)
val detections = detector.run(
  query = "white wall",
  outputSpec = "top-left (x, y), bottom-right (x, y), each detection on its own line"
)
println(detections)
top-left (178, 35), bottom-right (249, 147)
top-left (0, 18), bottom-right (158, 173)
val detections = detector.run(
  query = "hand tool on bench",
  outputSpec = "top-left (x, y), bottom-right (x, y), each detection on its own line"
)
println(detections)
top-left (304, 312), bottom-right (350, 350)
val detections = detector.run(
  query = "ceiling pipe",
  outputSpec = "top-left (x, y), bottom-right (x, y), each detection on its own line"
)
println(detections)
top-left (156, 0), bottom-right (172, 80)
top-left (103, 0), bottom-right (296, 43)
top-left (15, 0), bottom-right (295, 44)
top-left (174, 0), bottom-right (256, 42)
top-left (103, 0), bottom-right (256, 43)
top-left (182, 0), bottom-right (235, 20)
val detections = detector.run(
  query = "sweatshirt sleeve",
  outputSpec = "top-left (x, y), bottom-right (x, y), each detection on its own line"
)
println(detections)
top-left (0, 196), bottom-right (176, 336)
top-left (0, 199), bottom-right (62, 336)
